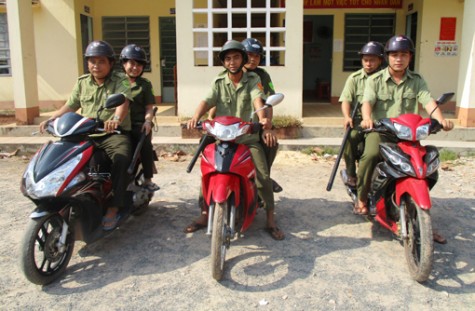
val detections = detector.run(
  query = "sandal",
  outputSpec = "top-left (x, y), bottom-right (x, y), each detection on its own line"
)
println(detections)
top-left (433, 232), bottom-right (447, 244)
top-left (183, 221), bottom-right (207, 233)
top-left (347, 176), bottom-right (357, 188)
top-left (102, 214), bottom-right (121, 231)
top-left (353, 203), bottom-right (368, 215)
top-left (265, 226), bottom-right (285, 240)
top-left (272, 179), bottom-right (283, 193)
top-left (144, 182), bottom-right (160, 192)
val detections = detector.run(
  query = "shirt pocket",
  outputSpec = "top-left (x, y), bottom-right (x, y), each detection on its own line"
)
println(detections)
top-left (402, 91), bottom-right (417, 112)
top-left (79, 93), bottom-right (95, 109)
top-left (376, 93), bottom-right (392, 112)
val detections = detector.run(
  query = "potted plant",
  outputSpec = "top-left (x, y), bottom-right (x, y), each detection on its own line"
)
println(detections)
top-left (271, 115), bottom-right (303, 139)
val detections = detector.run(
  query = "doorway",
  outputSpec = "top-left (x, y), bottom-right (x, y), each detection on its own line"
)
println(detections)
top-left (302, 15), bottom-right (333, 103)
top-left (159, 17), bottom-right (177, 104)
top-left (80, 14), bottom-right (93, 74)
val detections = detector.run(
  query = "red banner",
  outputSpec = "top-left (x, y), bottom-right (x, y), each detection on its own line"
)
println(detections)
top-left (304, 0), bottom-right (403, 9)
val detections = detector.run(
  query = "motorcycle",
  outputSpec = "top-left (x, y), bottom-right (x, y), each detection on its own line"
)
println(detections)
top-left (186, 93), bottom-right (284, 281)
top-left (340, 92), bottom-right (454, 282)
top-left (20, 94), bottom-right (155, 285)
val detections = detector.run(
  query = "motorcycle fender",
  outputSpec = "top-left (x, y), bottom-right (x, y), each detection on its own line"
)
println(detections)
top-left (207, 174), bottom-right (240, 205)
top-left (395, 178), bottom-right (431, 210)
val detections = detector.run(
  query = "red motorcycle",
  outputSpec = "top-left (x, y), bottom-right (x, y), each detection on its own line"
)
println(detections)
top-left (187, 93), bottom-right (284, 281)
top-left (340, 92), bottom-right (454, 282)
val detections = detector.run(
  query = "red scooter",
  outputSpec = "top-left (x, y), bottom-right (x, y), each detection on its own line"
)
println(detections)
top-left (187, 93), bottom-right (284, 281)
top-left (340, 92), bottom-right (454, 282)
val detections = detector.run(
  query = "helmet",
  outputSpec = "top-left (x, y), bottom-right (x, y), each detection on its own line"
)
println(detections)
top-left (218, 40), bottom-right (248, 63)
top-left (242, 38), bottom-right (264, 55)
top-left (359, 41), bottom-right (384, 58)
top-left (385, 35), bottom-right (415, 54)
top-left (120, 44), bottom-right (147, 64)
top-left (84, 40), bottom-right (115, 61)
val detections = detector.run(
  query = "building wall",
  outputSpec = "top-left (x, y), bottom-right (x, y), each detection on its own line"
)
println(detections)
top-left (0, 0), bottom-right (79, 109)
top-left (92, 0), bottom-right (176, 102)
top-left (417, 0), bottom-right (463, 103)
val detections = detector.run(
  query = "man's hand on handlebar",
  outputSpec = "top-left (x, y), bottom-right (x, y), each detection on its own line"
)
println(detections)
top-left (440, 119), bottom-right (454, 131)
top-left (103, 119), bottom-right (120, 133)
top-left (360, 118), bottom-right (374, 130)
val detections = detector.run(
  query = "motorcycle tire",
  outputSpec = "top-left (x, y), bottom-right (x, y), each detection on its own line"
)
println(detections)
top-left (20, 213), bottom-right (75, 285)
top-left (211, 201), bottom-right (229, 281)
top-left (402, 195), bottom-right (433, 283)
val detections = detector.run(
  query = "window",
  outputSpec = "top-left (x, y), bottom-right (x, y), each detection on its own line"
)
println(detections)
top-left (343, 13), bottom-right (395, 71)
top-left (192, 0), bottom-right (286, 66)
top-left (102, 16), bottom-right (151, 72)
top-left (0, 13), bottom-right (11, 76)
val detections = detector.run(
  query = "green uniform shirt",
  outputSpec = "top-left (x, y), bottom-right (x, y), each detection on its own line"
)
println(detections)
top-left (66, 71), bottom-right (132, 131)
top-left (130, 77), bottom-right (156, 124)
top-left (204, 70), bottom-right (264, 143)
top-left (363, 67), bottom-right (432, 121)
top-left (248, 67), bottom-right (275, 98)
top-left (339, 68), bottom-right (371, 122)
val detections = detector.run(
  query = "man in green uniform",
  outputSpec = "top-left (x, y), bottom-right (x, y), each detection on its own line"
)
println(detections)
top-left (358, 35), bottom-right (454, 223)
top-left (120, 43), bottom-right (159, 192)
top-left (339, 41), bottom-right (384, 189)
top-left (241, 37), bottom-right (282, 193)
top-left (184, 40), bottom-right (284, 240)
top-left (39, 40), bottom-right (132, 231)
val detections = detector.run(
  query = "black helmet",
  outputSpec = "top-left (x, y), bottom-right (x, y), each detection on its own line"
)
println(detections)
top-left (120, 44), bottom-right (147, 64)
top-left (84, 40), bottom-right (115, 61)
top-left (385, 35), bottom-right (415, 54)
top-left (218, 40), bottom-right (248, 63)
top-left (242, 38), bottom-right (264, 55)
top-left (359, 41), bottom-right (384, 58)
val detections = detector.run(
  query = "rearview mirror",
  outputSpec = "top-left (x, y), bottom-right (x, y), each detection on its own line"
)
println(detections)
top-left (265, 93), bottom-right (284, 107)
top-left (436, 92), bottom-right (454, 106)
top-left (104, 94), bottom-right (126, 109)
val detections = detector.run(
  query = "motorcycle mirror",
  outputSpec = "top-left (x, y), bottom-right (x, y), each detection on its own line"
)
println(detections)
top-left (265, 93), bottom-right (284, 107)
top-left (104, 93), bottom-right (126, 109)
top-left (436, 92), bottom-right (454, 106)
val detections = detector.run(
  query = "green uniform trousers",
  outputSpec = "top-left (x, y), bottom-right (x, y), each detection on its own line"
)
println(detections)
top-left (92, 134), bottom-right (132, 209)
top-left (343, 128), bottom-right (365, 178)
top-left (356, 132), bottom-right (382, 202)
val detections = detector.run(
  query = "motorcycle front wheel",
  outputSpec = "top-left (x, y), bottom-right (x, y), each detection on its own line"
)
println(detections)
top-left (211, 201), bottom-right (229, 281)
top-left (20, 213), bottom-right (75, 285)
top-left (402, 195), bottom-right (433, 283)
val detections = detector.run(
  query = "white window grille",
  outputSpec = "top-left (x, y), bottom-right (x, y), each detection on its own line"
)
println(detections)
top-left (192, 0), bottom-right (286, 66)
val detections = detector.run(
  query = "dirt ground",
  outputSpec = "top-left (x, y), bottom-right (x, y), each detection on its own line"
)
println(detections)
top-left (0, 150), bottom-right (474, 310)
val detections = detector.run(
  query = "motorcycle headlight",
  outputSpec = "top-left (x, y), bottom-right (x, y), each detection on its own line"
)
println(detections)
top-left (425, 146), bottom-right (440, 176)
top-left (416, 124), bottom-right (430, 140)
top-left (207, 122), bottom-right (250, 141)
top-left (380, 145), bottom-right (416, 177)
top-left (393, 122), bottom-right (413, 140)
top-left (24, 153), bottom-right (84, 199)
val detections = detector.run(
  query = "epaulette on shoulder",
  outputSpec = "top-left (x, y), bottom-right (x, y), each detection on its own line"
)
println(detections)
top-left (77, 73), bottom-right (90, 80)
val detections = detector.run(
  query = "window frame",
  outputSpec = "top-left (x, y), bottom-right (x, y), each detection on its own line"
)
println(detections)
top-left (0, 13), bottom-right (11, 76)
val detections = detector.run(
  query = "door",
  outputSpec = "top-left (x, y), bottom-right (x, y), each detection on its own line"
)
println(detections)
top-left (80, 14), bottom-right (93, 74)
top-left (303, 15), bottom-right (333, 102)
top-left (159, 17), bottom-right (177, 103)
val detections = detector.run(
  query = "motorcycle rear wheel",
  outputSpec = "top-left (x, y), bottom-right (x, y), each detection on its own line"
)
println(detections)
top-left (20, 213), bottom-right (75, 285)
top-left (402, 195), bottom-right (433, 283)
top-left (211, 201), bottom-right (229, 281)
